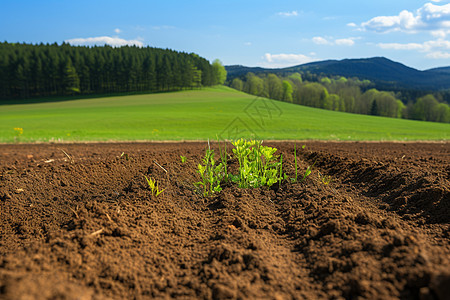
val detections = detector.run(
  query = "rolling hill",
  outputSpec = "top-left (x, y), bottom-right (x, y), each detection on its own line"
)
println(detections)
top-left (1, 87), bottom-right (448, 143)
top-left (226, 57), bottom-right (450, 91)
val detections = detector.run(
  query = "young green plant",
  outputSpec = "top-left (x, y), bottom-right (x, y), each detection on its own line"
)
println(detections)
top-left (144, 175), bottom-right (165, 197)
top-left (318, 171), bottom-right (332, 185)
top-left (291, 144), bottom-right (309, 183)
top-left (301, 160), bottom-right (317, 182)
top-left (231, 139), bottom-right (283, 188)
top-left (120, 152), bottom-right (131, 161)
top-left (291, 144), bottom-right (298, 183)
top-left (180, 155), bottom-right (187, 163)
top-left (195, 140), bottom-right (227, 196)
top-left (217, 139), bottom-right (229, 183)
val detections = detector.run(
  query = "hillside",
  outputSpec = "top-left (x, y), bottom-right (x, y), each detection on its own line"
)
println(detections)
top-left (1, 87), bottom-right (448, 143)
top-left (226, 57), bottom-right (450, 91)
top-left (427, 66), bottom-right (450, 74)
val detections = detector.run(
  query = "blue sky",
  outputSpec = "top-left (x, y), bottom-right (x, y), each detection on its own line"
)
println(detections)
top-left (2, 0), bottom-right (450, 70)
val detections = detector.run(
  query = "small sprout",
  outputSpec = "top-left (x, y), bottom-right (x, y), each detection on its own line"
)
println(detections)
top-left (180, 155), bottom-right (187, 163)
top-left (291, 144), bottom-right (309, 183)
top-left (302, 167), bottom-right (312, 180)
top-left (120, 152), bottom-right (130, 161)
top-left (318, 171), bottom-right (332, 185)
top-left (279, 153), bottom-right (284, 186)
top-left (217, 139), bottom-right (229, 183)
top-left (195, 140), bottom-right (226, 196)
top-left (301, 160), bottom-right (317, 182)
top-left (291, 144), bottom-right (298, 183)
top-left (144, 175), bottom-right (165, 197)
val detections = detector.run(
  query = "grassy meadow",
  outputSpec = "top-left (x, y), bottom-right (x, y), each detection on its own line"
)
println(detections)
top-left (1, 86), bottom-right (449, 143)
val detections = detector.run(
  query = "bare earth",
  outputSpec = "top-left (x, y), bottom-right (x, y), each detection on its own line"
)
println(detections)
top-left (0, 141), bottom-right (449, 300)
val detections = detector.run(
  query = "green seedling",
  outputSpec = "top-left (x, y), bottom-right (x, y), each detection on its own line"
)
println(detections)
top-left (144, 175), bottom-right (165, 197)
top-left (231, 139), bottom-right (283, 188)
top-left (195, 140), bottom-right (227, 196)
top-left (217, 138), bottom-right (229, 183)
top-left (180, 155), bottom-right (187, 163)
top-left (291, 144), bottom-right (298, 183)
top-left (120, 152), bottom-right (130, 161)
top-left (279, 153), bottom-right (288, 186)
top-left (301, 160), bottom-right (317, 182)
top-left (195, 138), bottom-right (286, 196)
top-left (318, 171), bottom-right (332, 185)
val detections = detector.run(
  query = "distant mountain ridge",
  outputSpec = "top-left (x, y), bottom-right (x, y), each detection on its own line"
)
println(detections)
top-left (427, 66), bottom-right (450, 74)
top-left (226, 57), bottom-right (450, 91)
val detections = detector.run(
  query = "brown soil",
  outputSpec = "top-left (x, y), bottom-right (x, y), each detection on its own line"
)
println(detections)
top-left (0, 141), bottom-right (449, 300)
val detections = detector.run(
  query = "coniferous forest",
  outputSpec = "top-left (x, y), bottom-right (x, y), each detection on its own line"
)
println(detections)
top-left (0, 42), bottom-right (220, 100)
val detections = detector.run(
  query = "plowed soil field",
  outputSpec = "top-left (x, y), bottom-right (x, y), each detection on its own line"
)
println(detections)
top-left (1, 142), bottom-right (449, 300)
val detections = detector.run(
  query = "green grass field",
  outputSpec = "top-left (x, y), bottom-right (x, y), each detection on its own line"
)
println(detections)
top-left (1, 86), bottom-right (449, 143)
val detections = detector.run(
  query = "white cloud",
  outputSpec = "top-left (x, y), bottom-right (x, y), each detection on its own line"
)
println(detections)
top-left (263, 53), bottom-right (317, 68)
top-left (277, 11), bottom-right (298, 17)
top-left (361, 3), bottom-right (450, 33)
top-left (114, 28), bottom-right (121, 34)
top-left (313, 36), bottom-right (331, 45)
top-left (425, 38), bottom-right (450, 49)
top-left (65, 36), bottom-right (144, 47)
top-left (335, 38), bottom-right (355, 46)
top-left (347, 22), bottom-right (358, 27)
top-left (377, 38), bottom-right (450, 59)
top-left (377, 42), bottom-right (424, 50)
top-left (362, 10), bottom-right (420, 32)
top-left (431, 29), bottom-right (450, 37)
top-left (244, 42), bottom-right (252, 46)
top-left (379, 39), bottom-right (450, 51)
top-left (313, 36), bottom-right (355, 46)
top-left (427, 51), bottom-right (450, 58)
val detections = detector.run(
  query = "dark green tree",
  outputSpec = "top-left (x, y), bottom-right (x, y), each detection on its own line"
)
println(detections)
top-left (370, 100), bottom-right (378, 116)
top-left (62, 59), bottom-right (80, 95)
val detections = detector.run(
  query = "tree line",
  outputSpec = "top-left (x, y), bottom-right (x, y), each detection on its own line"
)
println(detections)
top-left (0, 42), bottom-right (226, 100)
top-left (229, 72), bottom-right (450, 123)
